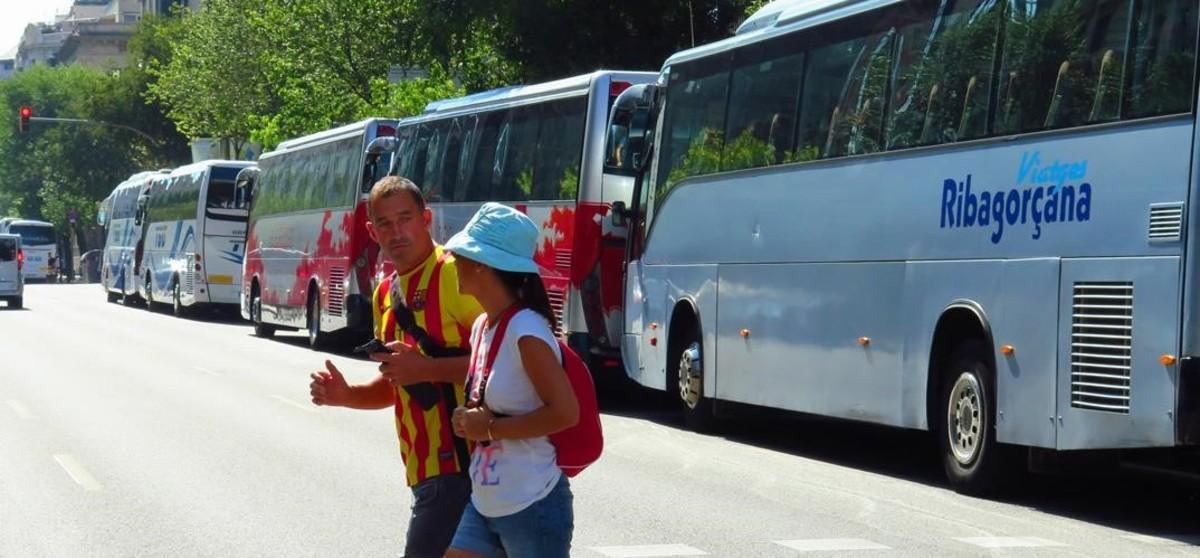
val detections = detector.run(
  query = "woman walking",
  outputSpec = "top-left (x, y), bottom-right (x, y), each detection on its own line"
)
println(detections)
top-left (446, 203), bottom-right (579, 558)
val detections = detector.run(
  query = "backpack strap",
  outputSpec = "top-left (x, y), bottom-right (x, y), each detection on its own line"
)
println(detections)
top-left (466, 306), bottom-right (521, 408)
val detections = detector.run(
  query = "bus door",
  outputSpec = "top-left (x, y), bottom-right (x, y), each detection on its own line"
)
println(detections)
top-left (610, 83), bottom-right (661, 385)
top-left (602, 83), bottom-right (657, 356)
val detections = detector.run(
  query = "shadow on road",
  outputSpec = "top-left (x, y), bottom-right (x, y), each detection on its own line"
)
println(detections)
top-left (603, 385), bottom-right (1200, 542)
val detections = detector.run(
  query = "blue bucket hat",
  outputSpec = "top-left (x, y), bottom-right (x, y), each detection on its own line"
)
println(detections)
top-left (445, 202), bottom-right (540, 274)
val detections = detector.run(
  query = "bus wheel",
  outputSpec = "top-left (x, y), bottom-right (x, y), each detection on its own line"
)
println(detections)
top-left (673, 322), bottom-right (714, 432)
top-left (307, 290), bottom-right (328, 350)
top-left (11, 296), bottom-right (22, 309)
top-left (939, 339), bottom-right (1011, 495)
top-left (172, 280), bottom-right (187, 318)
top-left (144, 274), bottom-right (155, 312)
top-left (252, 289), bottom-right (275, 339)
top-left (106, 291), bottom-right (120, 304)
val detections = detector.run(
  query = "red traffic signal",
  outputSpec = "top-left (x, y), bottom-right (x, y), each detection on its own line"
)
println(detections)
top-left (18, 106), bottom-right (32, 133)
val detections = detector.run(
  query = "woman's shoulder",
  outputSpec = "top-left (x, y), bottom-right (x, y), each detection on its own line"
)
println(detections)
top-left (510, 308), bottom-right (553, 332)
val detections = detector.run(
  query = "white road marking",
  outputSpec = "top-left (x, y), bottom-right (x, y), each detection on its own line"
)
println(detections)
top-left (955, 536), bottom-right (1068, 548)
top-left (194, 366), bottom-right (221, 376)
top-left (6, 399), bottom-right (35, 420)
top-left (1123, 534), bottom-right (1200, 546)
top-left (590, 544), bottom-right (708, 557)
top-left (774, 539), bottom-right (891, 552)
top-left (53, 454), bottom-right (102, 491)
top-left (270, 395), bottom-right (317, 413)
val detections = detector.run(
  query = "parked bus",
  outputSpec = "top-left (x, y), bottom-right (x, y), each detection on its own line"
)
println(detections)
top-left (241, 119), bottom-right (396, 346)
top-left (138, 160), bottom-right (255, 316)
top-left (97, 171), bottom-right (166, 304)
top-left (378, 71), bottom-right (656, 383)
top-left (610, 0), bottom-right (1200, 492)
top-left (0, 218), bottom-right (57, 282)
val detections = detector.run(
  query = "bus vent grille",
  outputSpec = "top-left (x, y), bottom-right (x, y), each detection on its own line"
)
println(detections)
top-left (1148, 203), bottom-right (1183, 242)
top-left (184, 254), bottom-right (196, 295)
top-left (547, 287), bottom-right (567, 330)
top-left (555, 249), bottom-right (573, 273)
top-left (1071, 282), bottom-right (1133, 414)
top-left (328, 267), bottom-right (346, 317)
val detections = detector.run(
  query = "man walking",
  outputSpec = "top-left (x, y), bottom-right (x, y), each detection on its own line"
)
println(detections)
top-left (310, 176), bottom-right (483, 557)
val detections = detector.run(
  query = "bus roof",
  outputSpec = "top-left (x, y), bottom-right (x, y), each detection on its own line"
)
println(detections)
top-left (3, 218), bottom-right (52, 228)
top-left (418, 70), bottom-right (657, 119)
top-left (167, 160), bottom-right (256, 177)
top-left (664, 0), bottom-right (902, 68)
top-left (271, 118), bottom-right (397, 154)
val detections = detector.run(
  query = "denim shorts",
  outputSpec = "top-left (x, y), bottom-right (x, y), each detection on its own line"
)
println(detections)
top-left (448, 475), bottom-right (573, 558)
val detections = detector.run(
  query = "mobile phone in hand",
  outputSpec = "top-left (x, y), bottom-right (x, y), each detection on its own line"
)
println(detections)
top-left (354, 338), bottom-right (392, 355)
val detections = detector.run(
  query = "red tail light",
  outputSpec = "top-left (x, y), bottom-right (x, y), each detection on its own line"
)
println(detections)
top-left (16, 249), bottom-right (23, 271)
top-left (609, 80), bottom-right (632, 98)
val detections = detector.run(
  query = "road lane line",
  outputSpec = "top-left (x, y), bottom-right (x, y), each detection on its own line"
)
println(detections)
top-left (773, 539), bottom-right (891, 552)
top-left (53, 454), bottom-right (103, 492)
top-left (6, 399), bottom-right (35, 420)
top-left (194, 366), bottom-right (221, 377)
top-left (590, 544), bottom-right (707, 557)
top-left (270, 395), bottom-right (317, 413)
top-left (955, 536), bottom-right (1067, 548)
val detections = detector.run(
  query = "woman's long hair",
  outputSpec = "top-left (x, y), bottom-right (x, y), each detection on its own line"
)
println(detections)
top-left (496, 270), bottom-right (559, 336)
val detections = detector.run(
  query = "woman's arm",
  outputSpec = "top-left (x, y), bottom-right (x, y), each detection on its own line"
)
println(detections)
top-left (456, 336), bottom-right (579, 441)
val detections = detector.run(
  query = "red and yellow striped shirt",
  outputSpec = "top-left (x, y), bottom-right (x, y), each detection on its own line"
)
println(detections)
top-left (373, 245), bottom-right (483, 486)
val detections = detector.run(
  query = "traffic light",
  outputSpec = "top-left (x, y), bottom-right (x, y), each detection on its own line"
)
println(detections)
top-left (18, 106), bottom-right (32, 133)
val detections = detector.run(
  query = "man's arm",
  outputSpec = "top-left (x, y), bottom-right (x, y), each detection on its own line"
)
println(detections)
top-left (310, 360), bottom-right (396, 409)
top-left (374, 345), bottom-right (469, 386)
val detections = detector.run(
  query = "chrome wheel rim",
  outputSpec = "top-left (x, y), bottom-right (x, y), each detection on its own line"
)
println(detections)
top-left (947, 372), bottom-right (984, 465)
top-left (308, 296), bottom-right (319, 342)
top-left (678, 342), bottom-right (702, 409)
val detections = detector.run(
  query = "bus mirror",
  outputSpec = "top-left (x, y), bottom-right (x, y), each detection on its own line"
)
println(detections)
top-left (366, 136), bottom-right (399, 156)
top-left (611, 201), bottom-right (628, 228)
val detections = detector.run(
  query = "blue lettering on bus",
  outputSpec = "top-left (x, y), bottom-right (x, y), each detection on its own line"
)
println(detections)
top-left (940, 151), bottom-right (1092, 244)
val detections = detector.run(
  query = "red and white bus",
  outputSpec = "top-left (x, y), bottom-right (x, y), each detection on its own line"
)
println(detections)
top-left (375, 71), bottom-right (655, 384)
top-left (241, 118), bottom-right (396, 347)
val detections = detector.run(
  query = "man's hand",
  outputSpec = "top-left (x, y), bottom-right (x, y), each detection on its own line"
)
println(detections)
top-left (310, 360), bottom-right (351, 406)
top-left (371, 341), bottom-right (430, 386)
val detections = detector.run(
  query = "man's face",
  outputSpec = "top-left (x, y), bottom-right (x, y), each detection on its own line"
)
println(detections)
top-left (367, 192), bottom-right (433, 265)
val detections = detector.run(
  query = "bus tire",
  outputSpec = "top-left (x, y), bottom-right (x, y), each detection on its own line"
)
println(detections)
top-left (11, 296), bottom-right (22, 309)
top-left (107, 290), bottom-right (120, 304)
top-left (252, 288), bottom-right (275, 339)
top-left (172, 280), bottom-right (187, 318)
top-left (307, 289), bottom-right (328, 350)
top-left (144, 274), bottom-right (156, 312)
top-left (671, 319), bottom-right (714, 432)
top-left (938, 339), bottom-right (1012, 495)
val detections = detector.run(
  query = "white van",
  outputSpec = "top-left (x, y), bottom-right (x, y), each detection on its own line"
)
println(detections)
top-left (0, 233), bottom-right (24, 309)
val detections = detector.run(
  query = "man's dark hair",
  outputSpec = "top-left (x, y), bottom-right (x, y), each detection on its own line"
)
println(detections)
top-left (368, 176), bottom-right (425, 220)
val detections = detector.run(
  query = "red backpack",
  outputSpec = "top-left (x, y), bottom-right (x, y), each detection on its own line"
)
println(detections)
top-left (466, 308), bottom-right (603, 477)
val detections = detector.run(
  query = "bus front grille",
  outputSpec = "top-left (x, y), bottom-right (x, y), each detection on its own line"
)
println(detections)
top-left (1070, 282), bottom-right (1133, 414)
top-left (328, 267), bottom-right (346, 317)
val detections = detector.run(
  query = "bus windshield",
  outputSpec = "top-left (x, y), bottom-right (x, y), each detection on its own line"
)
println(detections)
top-left (207, 167), bottom-right (248, 210)
top-left (10, 225), bottom-right (55, 246)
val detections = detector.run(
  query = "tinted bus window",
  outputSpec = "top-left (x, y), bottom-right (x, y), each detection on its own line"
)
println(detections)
top-left (534, 97), bottom-right (587, 200)
top-left (723, 38), bottom-right (805, 170)
top-left (797, 28), bottom-right (894, 159)
top-left (1128, 0), bottom-right (1199, 118)
top-left (995, 0), bottom-right (1135, 133)
top-left (207, 167), bottom-right (245, 209)
top-left (656, 56), bottom-right (731, 206)
top-left (888, 0), bottom-right (1002, 148)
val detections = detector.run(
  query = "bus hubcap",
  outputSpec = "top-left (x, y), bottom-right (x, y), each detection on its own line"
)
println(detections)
top-left (948, 372), bottom-right (984, 465)
top-left (678, 342), bottom-right (702, 409)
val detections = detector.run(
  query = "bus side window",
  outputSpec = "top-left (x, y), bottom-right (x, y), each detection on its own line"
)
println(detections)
top-left (1127, 0), bottom-right (1199, 118)
top-left (467, 111), bottom-right (505, 202)
top-left (995, 0), bottom-right (1135, 134)
top-left (888, 0), bottom-right (1001, 149)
